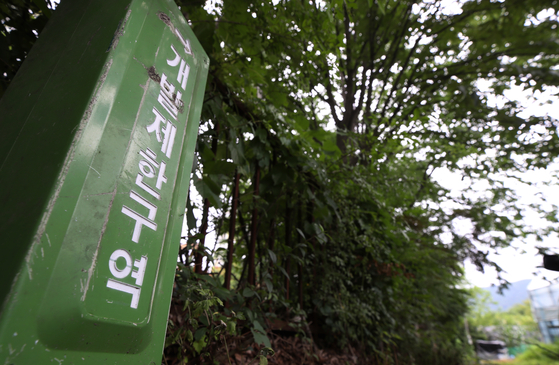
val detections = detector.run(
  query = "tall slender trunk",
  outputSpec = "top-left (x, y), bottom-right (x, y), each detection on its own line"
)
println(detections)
top-left (194, 121), bottom-right (220, 274)
top-left (224, 171), bottom-right (240, 290)
top-left (297, 199), bottom-right (303, 309)
top-left (267, 218), bottom-right (276, 279)
top-left (194, 198), bottom-right (210, 274)
top-left (248, 166), bottom-right (260, 286)
top-left (284, 194), bottom-right (292, 300)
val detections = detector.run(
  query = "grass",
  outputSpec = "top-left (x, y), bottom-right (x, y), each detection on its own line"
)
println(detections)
top-left (503, 341), bottom-right (559, 365)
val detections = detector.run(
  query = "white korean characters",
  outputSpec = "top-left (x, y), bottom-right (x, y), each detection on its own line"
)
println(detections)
top-left (106, 36), bottom-right (192, 309)
top-left (106, 250), bottom-right (147, 309)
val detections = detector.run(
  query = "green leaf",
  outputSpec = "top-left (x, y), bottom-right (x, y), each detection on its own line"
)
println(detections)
top-left (267, 249), bottom-right (277, 264)
top-left (277, 266), bottom-right (290, 280)
top-left (377, 0), bottom-right (386, 14)
top-left (204, 160), bottom-right (237, 176)
top-left (227, 320), bottom-right (237, 335)
top-left (185, 329), bottom-right (193, 343)
top-left (32, 0), bottom-right (51, 18)
top-left (192, 335), bottom-right (208, 354)
top-left (194, 327), bottom-right (207, 342)
top-left (193, 175), bottom-right (222, 208)
top-left (228, 140), bottom-right (246, 165)
top-left (264, 278), bottom-right (273, 292)
top-left (242, 287), bottom-right (256, 298)
top-left (186, 196), bottom-right (196, 232)
top-left (251, 320), bottom-right (271, 348)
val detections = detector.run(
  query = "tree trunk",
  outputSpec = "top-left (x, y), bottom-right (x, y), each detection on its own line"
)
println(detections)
top-left (224, 171), bottom-right (240, 290)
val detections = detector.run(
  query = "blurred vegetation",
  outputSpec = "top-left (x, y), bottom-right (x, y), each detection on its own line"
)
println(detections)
top-left (509, 340), bottom-right (559, 365)
top-left (468, 288), bottom-right (540, 348)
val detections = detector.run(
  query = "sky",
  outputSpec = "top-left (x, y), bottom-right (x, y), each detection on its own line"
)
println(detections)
top-left (429, 0), bottom-right (559, 292)
top-left (434, 84), bottom-right (559, 288)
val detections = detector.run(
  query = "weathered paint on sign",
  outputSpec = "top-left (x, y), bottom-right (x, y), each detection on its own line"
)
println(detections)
top-left (0, 0), bottom-right (208, 363)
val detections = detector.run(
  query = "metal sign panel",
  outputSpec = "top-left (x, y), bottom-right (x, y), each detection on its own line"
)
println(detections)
top-left (0, 0), bottom-right (208, 363)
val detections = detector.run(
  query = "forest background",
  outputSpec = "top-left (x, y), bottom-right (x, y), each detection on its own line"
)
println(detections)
top-left (3, 0), bottom-right (559, 364)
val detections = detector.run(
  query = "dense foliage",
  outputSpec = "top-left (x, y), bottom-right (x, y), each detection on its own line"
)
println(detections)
top-left (3, 0), bottom-right (559, 363)
top-left (0, 0), bottom-right (51, 96)
top-left (514, 341), bottom-right (559, 365)
top-left (468, 288), bottom-right (540, 348)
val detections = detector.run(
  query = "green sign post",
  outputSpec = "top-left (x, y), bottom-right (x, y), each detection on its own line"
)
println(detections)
top-left (0, 0), bottom-right (208, 363)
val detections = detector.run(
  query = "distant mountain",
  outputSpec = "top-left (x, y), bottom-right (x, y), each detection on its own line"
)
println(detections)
top-left (482, 279), bottom-right (531, 311)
